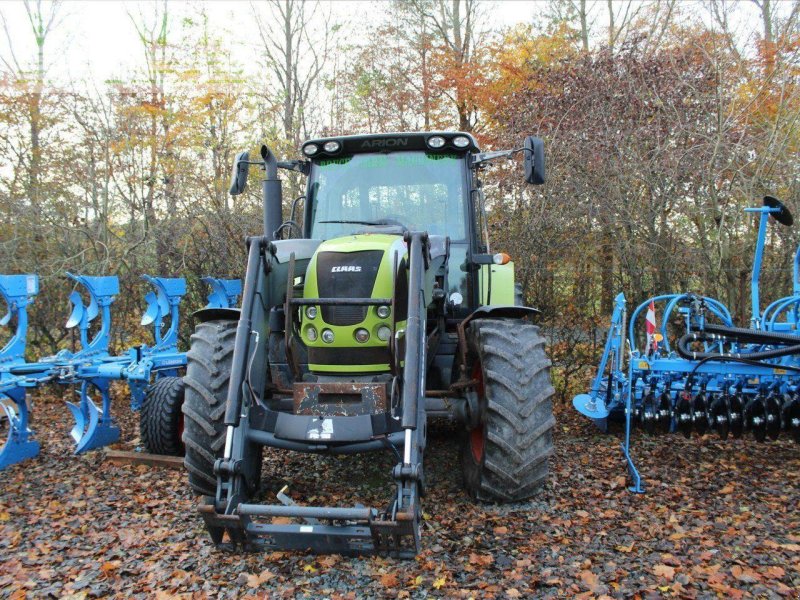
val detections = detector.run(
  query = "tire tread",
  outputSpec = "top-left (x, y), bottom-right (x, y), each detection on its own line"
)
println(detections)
top-left (462, 319), bottom-right (556, 502)
top-left (140, 376), bottom-right (185, 456)
top-left (182, 320), bottom-right (236, 496)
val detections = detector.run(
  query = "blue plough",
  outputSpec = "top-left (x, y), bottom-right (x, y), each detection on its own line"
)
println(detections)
top-left (0, 275), bottom-right (41, 469)
top-left (0, 274), bottom-right (241, 469)
top-left (574, 197), bottom-right (800, 492)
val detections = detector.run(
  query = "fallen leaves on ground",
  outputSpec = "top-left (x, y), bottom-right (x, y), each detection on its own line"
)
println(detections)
top-left (0, 394), bottom-right (798, 598)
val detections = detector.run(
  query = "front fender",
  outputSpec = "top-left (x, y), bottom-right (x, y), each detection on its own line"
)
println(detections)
top-left (193, 307), bottom-right (241, 324)
top-left (463, 305), bottom-right (540, 328)
top-left (455, 305), bottom-right (542, 373)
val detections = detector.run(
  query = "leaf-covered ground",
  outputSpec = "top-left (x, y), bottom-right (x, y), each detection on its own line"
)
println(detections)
top-left (1, 391), bottom-right (798, 599)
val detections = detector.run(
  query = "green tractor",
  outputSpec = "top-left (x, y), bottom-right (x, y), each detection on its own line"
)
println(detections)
top-left (182, 132), bottom-right (554, 557)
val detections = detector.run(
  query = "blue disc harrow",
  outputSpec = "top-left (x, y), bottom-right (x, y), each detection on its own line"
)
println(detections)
top-left (574, 197), bottom-right (800, 492)
top-left (0, 274), bottom-right (241, 469)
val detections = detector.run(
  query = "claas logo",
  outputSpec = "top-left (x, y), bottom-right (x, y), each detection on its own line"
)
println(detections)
top-left (331, 266), bottom-right (362, 273)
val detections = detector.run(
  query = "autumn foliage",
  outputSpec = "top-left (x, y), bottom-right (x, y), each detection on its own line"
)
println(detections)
top-left (1, 1), bottom-right (800, 403)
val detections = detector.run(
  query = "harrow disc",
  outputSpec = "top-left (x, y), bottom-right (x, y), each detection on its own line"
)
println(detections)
top-left (657, 391), bottom-right (672, 434)
top-left (641, 392), bottom-right (658, 435)
top-left (729, 393), bottom-right (745, 438)
top-left (676, 393), bottom-right (693, 438)
top-left (764, 195), bottom-right (794, 226)
top-left (783, 397), bottom-right (800, 443)
top-left (709, 394), bottom-right (731, 440)
top-left (692, 393), bottom-right (710, 436)
top-left (764, 394), bottom-right (782, 441)
top-left (745, 396), bottom-right (767, 442)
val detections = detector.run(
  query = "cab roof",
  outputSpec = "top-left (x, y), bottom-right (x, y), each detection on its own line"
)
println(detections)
top-left (301, 132), bottom-right (480, 159)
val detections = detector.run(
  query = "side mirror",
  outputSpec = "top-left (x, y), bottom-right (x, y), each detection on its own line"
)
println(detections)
top-left (229, 151), bottom-right (250, 196)
top-left (523, 136), bottom-right (545, 185)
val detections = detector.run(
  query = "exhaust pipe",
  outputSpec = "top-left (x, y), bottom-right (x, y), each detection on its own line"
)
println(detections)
top-left (260, 144), bottom-right (283, 241)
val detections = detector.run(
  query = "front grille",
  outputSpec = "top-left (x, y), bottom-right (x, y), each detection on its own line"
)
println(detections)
top-left (315, 250), bottom-right (383, 325)
top-left (308, 346), bottom-right (390, 366)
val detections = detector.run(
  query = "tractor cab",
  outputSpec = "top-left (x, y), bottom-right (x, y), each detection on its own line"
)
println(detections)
top-left (302, 134), bottom-right (476, 320)
top-left (297, 132), bottom-right (543, 317)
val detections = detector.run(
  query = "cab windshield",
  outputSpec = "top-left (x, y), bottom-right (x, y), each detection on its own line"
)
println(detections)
top-left (307, 152), bottom-right (467, 240)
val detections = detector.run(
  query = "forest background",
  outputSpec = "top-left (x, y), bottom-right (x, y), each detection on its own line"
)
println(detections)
top-left (1, 0), bottom-right (799, 400)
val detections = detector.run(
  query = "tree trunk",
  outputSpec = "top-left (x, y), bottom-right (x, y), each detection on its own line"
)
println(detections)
top-left (579, 0), bottom-right (589, 53)
top-left (600, 226), bottom-right (614, 314)
top-left (758, 0), bottom-right (776, 71)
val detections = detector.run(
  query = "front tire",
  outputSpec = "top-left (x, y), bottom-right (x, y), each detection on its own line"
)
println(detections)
top-left (461, 318), bottom-right (556, 502)
top-left (182, 320), bottom-right (253, 496)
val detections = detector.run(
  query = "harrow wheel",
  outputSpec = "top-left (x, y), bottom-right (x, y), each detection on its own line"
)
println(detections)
top-left (764, 394), bottom-right (782, 441)
top-left (783, 397), bottom-right (800, 443)
top-left (709, 394), bottom-right (731, 440)
top-left (729, 393), bottom-right (745, 438)
top-left (745, 396), bottom-right (767, 442)
top-left (140, 376), bottom-right (185, 456)
top-left (657, 391), bottom-right (672, 434)
top-left (676, 393), bottom-right (693, 438)
top-left (692, 393), bottom-right (709, 436)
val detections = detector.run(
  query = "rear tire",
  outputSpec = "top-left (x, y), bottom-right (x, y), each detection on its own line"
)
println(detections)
top-left (182, 320), bottom-right (262, 497)
top-left (140, 376), bottom-right (185, 456)
top-left (461, 318), bottom-right (556, 502)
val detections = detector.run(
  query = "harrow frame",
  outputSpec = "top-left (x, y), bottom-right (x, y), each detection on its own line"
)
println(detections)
top-left (574, 198), bottom-right (800, 492)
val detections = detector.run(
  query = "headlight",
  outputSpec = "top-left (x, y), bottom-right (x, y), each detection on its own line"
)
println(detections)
top-left (321, 329), bottom-right (335, 343)
top-left (302, 144), bottom-right (319, 156)
top-left (376, 305), bottom-right (391, 319)
top-left (354, 328), bottom-right (370, 343)
top-left (323, 140), bottom-right (340, 152)
top-left (377, 326), bottom-right (391, 342)
top-left (305, 326), bottom-right (317, 341)
top-left (453, 135), bottom-right (470, 148)
top-left (427, 135), bottom-right (446, 149)
top-left (306, 305), bottom-right (317, 319)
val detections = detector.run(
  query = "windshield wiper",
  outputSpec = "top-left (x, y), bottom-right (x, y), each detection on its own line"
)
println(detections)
top-left (319, 219), bottom-right (397, 226)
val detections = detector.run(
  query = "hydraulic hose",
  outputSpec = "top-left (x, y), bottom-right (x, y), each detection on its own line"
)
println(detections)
top-left (677, 325), bottom-right (800, 361)
top-left (704, 322), bottom-right (800, 345)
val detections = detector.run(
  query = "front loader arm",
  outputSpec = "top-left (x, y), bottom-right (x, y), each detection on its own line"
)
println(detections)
top-left (379, 231), bottom-right (430, 553)
top-left (202, 231), bottom-right (433, 557)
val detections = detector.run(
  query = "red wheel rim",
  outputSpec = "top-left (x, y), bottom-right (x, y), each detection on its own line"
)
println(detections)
top-left (469, 361), bottom-right (485, 463)
top-left (470, 424), bottom-right (485, 463)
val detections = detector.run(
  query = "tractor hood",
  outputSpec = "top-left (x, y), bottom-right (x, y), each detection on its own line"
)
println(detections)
top-left (306, 234), bottom-right (406, 322)
top-left (301, 233), bottom-right (406, 373)
top-left (297, 232), bottom-right (448, 374)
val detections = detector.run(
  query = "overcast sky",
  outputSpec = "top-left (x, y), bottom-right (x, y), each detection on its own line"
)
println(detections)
top-left (0, 1), bottom-right (540, 83)
top-left (0, 1), bottom-right (771, 87)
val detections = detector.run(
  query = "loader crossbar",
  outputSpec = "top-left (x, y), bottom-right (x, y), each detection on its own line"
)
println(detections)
top-left (198, 501), bottom-right (419, 557)
top-left (290, 297), bottom-right (391, 306)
